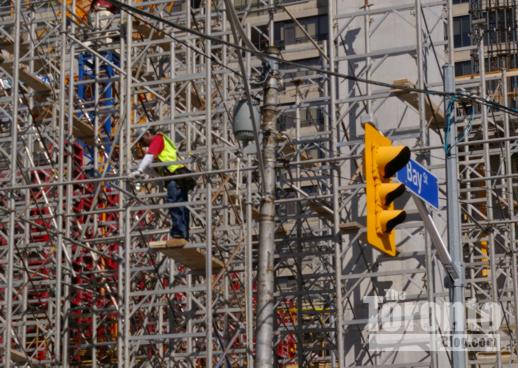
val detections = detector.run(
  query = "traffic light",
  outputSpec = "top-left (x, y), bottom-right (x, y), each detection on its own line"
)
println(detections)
top-left (364, 122), bottom-right (410, 256)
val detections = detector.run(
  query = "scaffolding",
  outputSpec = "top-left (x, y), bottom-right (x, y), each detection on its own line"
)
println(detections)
top-left (0, 0), bottom-right (517, 367)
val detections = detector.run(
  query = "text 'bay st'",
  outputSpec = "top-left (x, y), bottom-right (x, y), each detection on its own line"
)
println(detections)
top-left (396, 158), bottom-right (439, 209)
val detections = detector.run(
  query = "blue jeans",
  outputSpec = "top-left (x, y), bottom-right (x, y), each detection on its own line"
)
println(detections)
top-left (166, 179), bottom-right (189, 239)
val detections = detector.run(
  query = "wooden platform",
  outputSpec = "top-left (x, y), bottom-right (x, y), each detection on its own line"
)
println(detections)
top-left (0, 60), bottom-right (51, 100)
top-left (279, 138), bottom-right (317, 167)
top-left (475, 351), bottom-right (511, 366)
top-left (0, 347), bottom-right (40, 365)
top-left (71, 114), bottom-right (96, 145)
top-left (0, 37), bottom-right (95, 145)
top-left (308, 200), bottom-right (334, 222)
top-left (0, 35), bottom-right (47, 71)
top-left (340, 221), bottom-right (363, 234)
top-left (149, 240), bottom-right (224, 273)
top-left (393, 79), bottom-right (444, 129)
top-left (133, 20), bottom-right (172, 51)
top-left (28, 106), bottom-right (95, 145)
top-left (0, 40), bottom-right (51, 101)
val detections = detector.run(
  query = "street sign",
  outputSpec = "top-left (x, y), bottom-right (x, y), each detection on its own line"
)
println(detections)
top-left (396, 158), bottom-right (439, 209)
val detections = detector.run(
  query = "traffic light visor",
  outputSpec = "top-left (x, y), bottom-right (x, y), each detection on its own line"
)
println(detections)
top-left (376, 146), bottom-right (411, 178)
top-left (379, 210), bottom-right (407, 233)
top-left (379, 183), bottom-right (406, 206)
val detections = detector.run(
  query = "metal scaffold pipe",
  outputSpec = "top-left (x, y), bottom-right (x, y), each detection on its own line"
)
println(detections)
top-left (444, 64), bottom-right (467, 368)
top-left (4, 0), bottom-right (21, 365)
top-left (255, 46), bottom-right (280, 368)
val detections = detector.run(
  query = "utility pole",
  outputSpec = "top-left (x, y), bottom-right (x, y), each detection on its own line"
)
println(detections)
top-left (255, 46), bottom-right (280, 368)
top-left (444, 64), bottom-right (466, 368)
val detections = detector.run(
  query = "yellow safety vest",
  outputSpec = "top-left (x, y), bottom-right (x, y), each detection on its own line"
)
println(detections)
top-left (157, 133), bottom-right (184, 174)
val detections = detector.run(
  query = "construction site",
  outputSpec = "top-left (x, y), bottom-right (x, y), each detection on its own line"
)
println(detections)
top-left (0, 0), bottom-right (518, 366)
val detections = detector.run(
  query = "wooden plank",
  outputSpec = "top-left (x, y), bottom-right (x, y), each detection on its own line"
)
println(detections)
top-left (0, 60), bottom-right (51, 94)
top-left (456, 67), bottom-right (518, 82)
top-left (11, 349), bottom-right (31, 364)
top-left (0, 36), bottom-right (30, 59)
top-left (279, 140), bottom-right (317, 167)
top-left (29, 106), bottom-right (95, 145)
top-left (133, 21), bottom-right (171, 51)
top-left (30, 105), bottom-right (52, 123)
top-left (134, 74), bottom-right (206, 109)
top-left (72, 115), bottom-right (96, 145)
top-left (340, 221), bottom-right (363, 234)
top-left (308, 200), bottom-right (334, 222)
top-left (0, 56), bottom-right (51, 103)
top-left (149, 240), bottom-right (224, 273)
top-left (392, 79), bottom-right (444, 129)
top-left (0, 36), bottom-right (48, 71)
top-left (308, 204), bottom-right (366, 234)
top-left (475, 351), bottom-right (511, 364)
top-left (0, 347), bottom-right (38, 365)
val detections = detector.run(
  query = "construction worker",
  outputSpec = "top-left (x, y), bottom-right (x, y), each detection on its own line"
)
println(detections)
top-left (90, 0), bottom-right (116, 12)
top-left (89, 0), bottom-right (117, 44)
top-left (129, 127), bottom-right (194, 241)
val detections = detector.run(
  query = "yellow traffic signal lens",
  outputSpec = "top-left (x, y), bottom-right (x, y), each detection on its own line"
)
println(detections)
top-left (376, 146), bottom-right (411, 178)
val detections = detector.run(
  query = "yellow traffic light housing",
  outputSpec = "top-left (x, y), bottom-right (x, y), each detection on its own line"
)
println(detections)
top-left (364, 123), bottom-right (410, 256)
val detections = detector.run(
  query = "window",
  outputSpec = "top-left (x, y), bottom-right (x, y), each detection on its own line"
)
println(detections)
top-left (485, 56), bottom-right (503, 72)
top-left (455, 60), bottom-right (472, 76)
top-left (251, 25), bottom-right (268, 50)
top-left (280, 57), bottom-right (323, 82)
top-left (453, 15), bottom-right (471, 48)
top-left (233, 0), bottom-right (261, 10)
top-left (284, 24), bottom-right (296, 45)
top-left (274, 15), bottom-right (328, 47)
top-left (484, 8), bottom-right (516, 46)
top-left (471, 56), bottom-right (517, 74)
top-left (278, 106), bottom-right (324, 130)
top-left (304, 107), bottom-right (323, 127)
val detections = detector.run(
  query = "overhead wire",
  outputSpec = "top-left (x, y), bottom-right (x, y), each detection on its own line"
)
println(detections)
top-left (443, 96), bottom-right (456, 155)
top-left (15, 4), bottom-right (518, 365)
top-left (119, 10), bottom-right (272, 342)
top-left (222, 0), bottom-right (266, 184)
top-left (126, 2), bottom-right (256, 179)
top-left (55, 0), bottom-right (518, 347)
top-left (129, 10), bottom-right (243, 78)
top-left (106, 0), bottom-right (518, 116)
top-left (13, 0), bottom-right (518, 364)
top-left (91, 6), bottom-right (518, 366)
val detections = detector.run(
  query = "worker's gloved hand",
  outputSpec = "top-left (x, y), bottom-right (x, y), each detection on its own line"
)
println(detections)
top-left (128, 170), bottom-right (144, 180)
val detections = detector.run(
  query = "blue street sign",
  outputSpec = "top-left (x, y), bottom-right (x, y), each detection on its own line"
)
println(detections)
top-left (396, 159), bottom-right (439, 209)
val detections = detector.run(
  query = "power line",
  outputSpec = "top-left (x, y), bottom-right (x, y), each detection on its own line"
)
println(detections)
top-left (106, 0), bottom-right (518, 116)
top-left (130, 12), bottom-right (243, 78)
